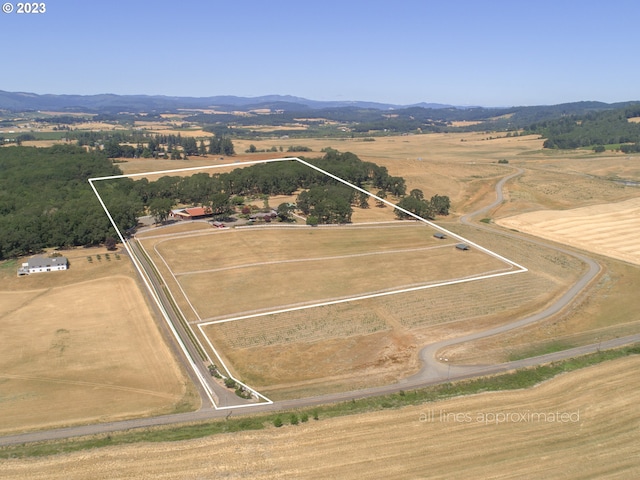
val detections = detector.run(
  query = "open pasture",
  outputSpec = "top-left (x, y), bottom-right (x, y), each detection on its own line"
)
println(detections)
top-left (146, 224), bottom-right (514, 320)
top-left (0, 250), bottom-right (197, 435)
top-left (201, 223), bottom-right (582, 397)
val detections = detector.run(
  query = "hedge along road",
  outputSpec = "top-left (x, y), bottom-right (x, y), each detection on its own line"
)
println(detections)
top-left (2, 167), bottom-right (639, 448)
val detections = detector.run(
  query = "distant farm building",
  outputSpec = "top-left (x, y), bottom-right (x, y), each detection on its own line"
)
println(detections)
top-left (249, 210), bottom-right (278, 222)
top-left (455, 243), bottom-right (470, 251)
top-left (18, 255), bottom-right (68, 276)
top-left (170, 206), bottom-right (213, 220)
top-left (434, 232), bottom-right (447, 239)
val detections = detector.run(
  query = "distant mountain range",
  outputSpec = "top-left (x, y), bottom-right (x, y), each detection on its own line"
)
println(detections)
top-left (0, 90), bottom-right (459, 113)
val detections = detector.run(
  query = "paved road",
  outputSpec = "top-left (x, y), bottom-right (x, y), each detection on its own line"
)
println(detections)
top-left (2, 166), bottom-right (637, 447)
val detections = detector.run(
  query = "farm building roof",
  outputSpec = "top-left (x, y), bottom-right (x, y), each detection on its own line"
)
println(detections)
top-left (27, 255), bottom-right (68, 268)
top-left (184, 207), bottom-right (211, 217)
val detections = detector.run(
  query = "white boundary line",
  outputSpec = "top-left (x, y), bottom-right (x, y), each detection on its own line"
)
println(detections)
top-left (87, 179), bottom-right (220, 408)
top-left (89, 156), bottom-right (527, 409)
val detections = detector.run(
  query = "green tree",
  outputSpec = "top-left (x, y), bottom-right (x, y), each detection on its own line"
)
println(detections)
top-left (104, 237), bottom-right (117, 251)
top-left (409, 188), bottom-right (424, 200)
top-left (149, 197), bottom-right (173, 224)
top-left (209, 192), bottom-right (232, 218)
top-left (277, 202), bottom-right (294, 222)
top-left (395, 195), bottom-right (435, 220)
top-left (198, 140), bottom-right (207, 156)
top-left (358, 191), bottom-right (370, 208)
top-left (430, 194), bottom-right (451, 216)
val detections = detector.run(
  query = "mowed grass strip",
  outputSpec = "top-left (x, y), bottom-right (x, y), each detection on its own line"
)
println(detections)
top-left (153, 224), bottom-right (447, 274)
top-left (497, 197), bottom-right (640, 266)
top-left (182, 246), bottom-right (509, 319)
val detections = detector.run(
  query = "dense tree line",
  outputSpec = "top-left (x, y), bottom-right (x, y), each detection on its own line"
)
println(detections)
top-left (0, 147), bottom-right (449, 260)
top-left (126, 150), bottom-right (406, 225)
top-left (530, 105), bottom-right (640, 149)
top-left (135, 150), bottom-right (397, 204)
top-left (72, 131), bottom-right (235, 159)
top-left (74, 130), bottom-right (153, 147)
top-left (36, 115), bottom-right (92, 124)
top-left (0, 145), bottom-right (140, 260)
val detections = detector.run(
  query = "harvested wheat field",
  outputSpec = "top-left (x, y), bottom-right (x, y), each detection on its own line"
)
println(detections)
top-left (4, 355), bottom-right (639, 479)
top-left (0, 250), bottom-right (197, 435)
top-left (497, 197), bottom-right (640, 266)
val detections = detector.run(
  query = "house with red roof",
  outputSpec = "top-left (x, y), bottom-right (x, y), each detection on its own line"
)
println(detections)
top-left (170, 206), bottom-right (213, 220)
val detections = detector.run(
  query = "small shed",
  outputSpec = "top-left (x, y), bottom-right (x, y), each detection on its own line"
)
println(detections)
top-left (455, 243), bottom-right (470, 251)
top-left (434, 232), bottom-right (447, 239)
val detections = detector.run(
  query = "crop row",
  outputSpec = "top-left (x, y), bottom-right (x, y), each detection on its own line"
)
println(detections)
top-left (209, 303), bottom-right (390, 348)
top-left (391, 272), bottom-right (555, 329)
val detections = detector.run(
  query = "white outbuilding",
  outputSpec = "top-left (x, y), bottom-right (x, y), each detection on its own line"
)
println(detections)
top-left (17, 255), bottom-right (69, 276)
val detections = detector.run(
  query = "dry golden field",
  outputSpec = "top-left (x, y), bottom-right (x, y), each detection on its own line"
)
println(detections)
top-left (3, 130), bottom-right (640, 476)
top-left (126, 131), bottom-right (640, 396)
top-left (136, 219), bottom-right (522, 399)
top-left (151, 225), bottom-right (510, 319)
top-left (0, 248), bottom-right (198, 435)
top-left (201, 222), bottom-right (583, 399)
top-left (4, 355), bottom-right (639, 479)
top-left (496, 197), bottom-right (640, 266)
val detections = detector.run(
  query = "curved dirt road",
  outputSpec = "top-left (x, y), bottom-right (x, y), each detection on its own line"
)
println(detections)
top-left (407, 166), bottom-right (602, 383)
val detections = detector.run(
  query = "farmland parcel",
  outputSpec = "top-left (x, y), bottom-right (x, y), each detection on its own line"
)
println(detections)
top-left (91, 158), bottom-right (530, 402)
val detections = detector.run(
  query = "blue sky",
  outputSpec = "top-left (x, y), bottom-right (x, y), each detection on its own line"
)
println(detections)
top-left (1, 0), bottom-right (639, 106)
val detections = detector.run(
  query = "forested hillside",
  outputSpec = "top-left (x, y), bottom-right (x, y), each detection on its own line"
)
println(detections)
top-left (529, 104), bottom-right (640, 150)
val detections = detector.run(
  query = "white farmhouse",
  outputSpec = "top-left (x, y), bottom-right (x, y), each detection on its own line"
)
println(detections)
top-left (17, 255), bottom-right (69, 276)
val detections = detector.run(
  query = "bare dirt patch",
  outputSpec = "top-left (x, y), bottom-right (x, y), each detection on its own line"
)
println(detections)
top-left (4, 356), bottom-right (639, 479)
